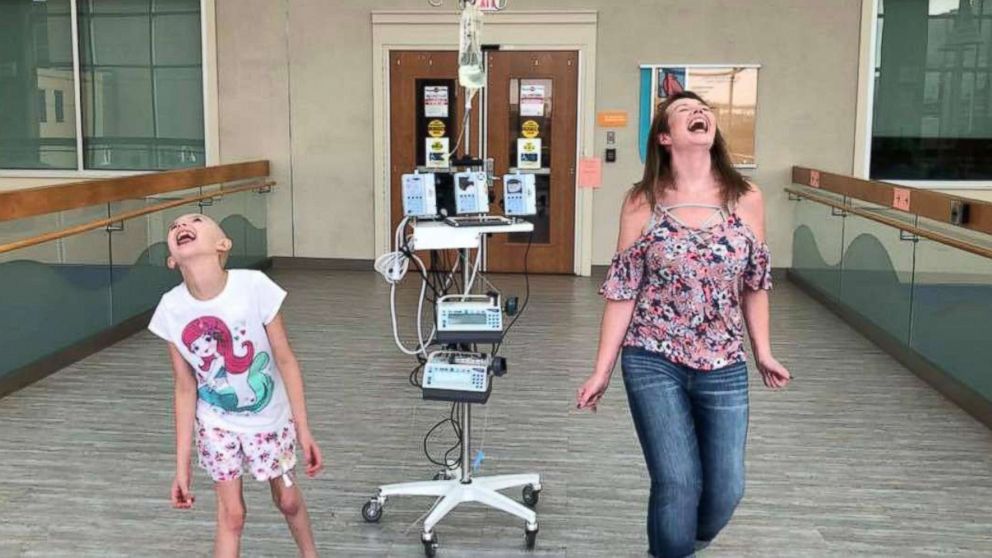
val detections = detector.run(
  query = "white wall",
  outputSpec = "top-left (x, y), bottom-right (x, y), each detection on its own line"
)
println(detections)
top-left (4, 0), bottom-right (867, 268)
top-left (213, 0), bottom-right (864, 266)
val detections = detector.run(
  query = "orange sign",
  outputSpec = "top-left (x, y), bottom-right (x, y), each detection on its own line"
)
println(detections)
top-left (893, 188), bottom-right (911, 211)
top-left (597, 111), bottom-right (629, 128)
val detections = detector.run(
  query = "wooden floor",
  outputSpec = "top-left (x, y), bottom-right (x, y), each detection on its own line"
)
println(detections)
top-left (2, 270), bottom-right (992, 557)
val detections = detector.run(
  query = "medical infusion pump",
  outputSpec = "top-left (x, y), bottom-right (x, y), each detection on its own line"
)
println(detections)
top-left (454, 171), bottom-right (490, 215)
top-left (422, 351), bottom-right (492, 404)
top-left (436, 294), bottom-right (503, 344)
top-left (402, 172), bottom-right (438, 218)
top-left (503, 173), bottom-right (537, 216)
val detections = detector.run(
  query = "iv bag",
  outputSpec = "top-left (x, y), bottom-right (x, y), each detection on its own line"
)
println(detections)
top-left (458, 3), bottom-right (484, 89)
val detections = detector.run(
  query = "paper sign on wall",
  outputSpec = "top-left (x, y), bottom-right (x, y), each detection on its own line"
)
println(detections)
top-left (520, 84), bottom-right (546, 117)
top-left (426, 137), bottom-right (450, 168)
top-left (517, 138), bottom-right (541, 170)
top-left (809, 170), bottom-right (821, 188)
top-left (893, 188), bottom-right (911, 211)
top-left (424, 86), bottom-right (449, 118)
top-left (578, 157), bottom-right (603, 189)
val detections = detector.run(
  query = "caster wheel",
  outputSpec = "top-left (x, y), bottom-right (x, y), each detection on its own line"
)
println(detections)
top-left (525, 526), bottom-right (538, 550)
top-left (522, 484), bottom-right (540, 508)
top-left (433, 468), bottom-right (455, 481)
top-left (422, 532), bottom-right (439, 557)
top-left (361, 499), bottom-right (383, 523)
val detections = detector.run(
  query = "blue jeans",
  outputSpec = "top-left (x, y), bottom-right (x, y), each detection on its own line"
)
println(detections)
top-left (621, 347), bottom-right (749, 558)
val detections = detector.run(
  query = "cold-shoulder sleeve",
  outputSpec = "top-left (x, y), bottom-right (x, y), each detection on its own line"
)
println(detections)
top-left (599, 241), bottom-right (647, 301)
top-left (743, 240), bottom-right (773, 291)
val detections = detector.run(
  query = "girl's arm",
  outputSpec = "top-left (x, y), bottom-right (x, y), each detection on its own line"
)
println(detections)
top-left (169, 343), bottom-right (197, 508)
top-left (266, 313), bottom-right (324, 477)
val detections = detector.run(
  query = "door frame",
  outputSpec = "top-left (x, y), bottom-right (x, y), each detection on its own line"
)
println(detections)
top-left (372, 10), bottom-right (598, 276)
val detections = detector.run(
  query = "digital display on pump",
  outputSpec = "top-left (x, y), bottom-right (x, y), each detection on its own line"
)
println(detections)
top-left (449, 312), bottom-right (488, 325)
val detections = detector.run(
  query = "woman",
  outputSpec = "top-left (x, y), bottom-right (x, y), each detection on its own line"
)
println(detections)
top-left (576, 91), bottom-right (791, 558)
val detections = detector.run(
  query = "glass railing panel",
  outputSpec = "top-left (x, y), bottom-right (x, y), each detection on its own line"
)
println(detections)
top-left (0, 206), bottom-right (113, 379)
top-left (910, 240), bottom-right (992, 400)
top-left (243, 189), bottom-right (269, 268)
top-left (840, 212), bottom-right (916, 344)
top-left (202, 189), bottom-right (258, 269)
top-left (916, 215), bottom-right (992, 252)
top-left (791, 196), bottom-right (845, 299)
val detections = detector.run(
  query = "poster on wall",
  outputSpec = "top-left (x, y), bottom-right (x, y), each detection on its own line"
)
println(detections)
top-left (639, 64), bottom-right (760, 168)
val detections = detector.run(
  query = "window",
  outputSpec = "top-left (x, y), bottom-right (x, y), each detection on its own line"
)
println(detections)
top-left (0, 1), bottom-right (76, 169)
top-left (54, 90), bottom-right (65, 123)
top-left (872, 0), bottom-right (992, 180)
top-left (38, 90), bottom-right (48, 123)
top-left (0, 0), bottom-right (204, 172)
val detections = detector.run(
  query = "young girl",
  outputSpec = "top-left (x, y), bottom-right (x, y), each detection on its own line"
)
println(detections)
top-left (149, 213), bottom-right (323, 558)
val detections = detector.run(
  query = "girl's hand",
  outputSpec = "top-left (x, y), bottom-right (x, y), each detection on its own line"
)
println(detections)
top-left (757, 354), bottom-right (791, 389)
top-left (298, 428), bottom-right (324, 478)
top-left (576, 372), bottom-right (611, 412)
top-left (171, 470), bottom-right (194, 509)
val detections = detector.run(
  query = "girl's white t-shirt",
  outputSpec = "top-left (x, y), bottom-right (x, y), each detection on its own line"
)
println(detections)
top-left (149, 269), bottom-right (291, 433)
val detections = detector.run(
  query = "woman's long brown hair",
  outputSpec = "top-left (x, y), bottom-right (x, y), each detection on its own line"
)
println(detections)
top-left (631, 91), bottom-right (750, 209)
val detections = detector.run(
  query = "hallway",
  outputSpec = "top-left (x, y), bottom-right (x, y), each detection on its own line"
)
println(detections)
top-left (1, 271), bottom-right (991, 557)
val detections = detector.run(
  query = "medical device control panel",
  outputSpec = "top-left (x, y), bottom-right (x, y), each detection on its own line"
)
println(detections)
top-left (436, 295), bottom-right (503, 344)
top-left (503, 173), bottom-right (537, 216)
top-left (454, 171), bottom-right (490, 215)
top-left (402, 172), bottom-right (438, 218)
top-left (422, 351), bottom-right (492, 404)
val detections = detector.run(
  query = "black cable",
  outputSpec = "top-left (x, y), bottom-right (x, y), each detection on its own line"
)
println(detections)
top-left (423, 416), bottom-right (456, 468)
top-left (409, 361), bottom-right (425, 388)
top-left (492, 229), bottom-right (533, 355)
top-left (445, 402), bottom-right (463, 467)
top-left (399, 236), bottom-right (443, 303)
top-left (423, 402), bottom-right (463, 469)
top-left (406, 248), bottom-right (442, 303)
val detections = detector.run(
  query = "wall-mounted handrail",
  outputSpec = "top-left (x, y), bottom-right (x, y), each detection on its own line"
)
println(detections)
top-left (792, 166), bottom-right (992, 237)
top-left (786, 186), bottom-right (992, 261)
top-left (0, 181), bottom-right (274, 256)
top-left (0, 160), bottom-right (270, 222)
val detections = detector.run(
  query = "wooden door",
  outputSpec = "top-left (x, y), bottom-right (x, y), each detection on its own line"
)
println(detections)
top-left (388, 51), bottom-right (479, 235)
top-left (486, 51), bottom-right (578, 274)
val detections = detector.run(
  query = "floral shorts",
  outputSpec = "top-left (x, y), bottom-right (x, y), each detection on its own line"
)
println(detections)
top-left (195, 420), bottom-right (297, 483)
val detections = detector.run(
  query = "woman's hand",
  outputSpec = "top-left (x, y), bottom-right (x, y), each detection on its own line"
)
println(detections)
top-left (757, 354), bottom-right (791, 389)
top-left (576, 372), bottom-right (612, 412)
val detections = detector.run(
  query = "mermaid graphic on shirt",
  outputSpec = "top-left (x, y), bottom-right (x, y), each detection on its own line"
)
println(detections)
top-left (181, 316), bottom-right (274, 414)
